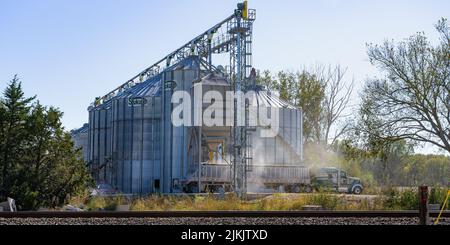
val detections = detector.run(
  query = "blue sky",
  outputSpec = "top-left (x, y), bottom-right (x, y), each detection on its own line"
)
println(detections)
top-left (0, 0), bottom-right (449, 152)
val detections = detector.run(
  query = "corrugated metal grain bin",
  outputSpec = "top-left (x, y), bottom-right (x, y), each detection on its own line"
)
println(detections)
top-left (161, 57), bottom-right (200, 193)
top-left (71, 123), bottom-right (89, 163)
top-left (101, 56), bottom-right (201, 194)
top-left (110, 74), bottom-right (163, 194)
top-left (249, 89), bottom-right (303, 167)
top-left (83, 56), bottom-right (304, 195)
top-left (88, 102), bottom-right (112, 181)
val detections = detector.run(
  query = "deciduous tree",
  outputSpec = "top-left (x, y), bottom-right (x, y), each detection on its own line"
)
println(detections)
top-left (361, 18), bottom-right (450, 154)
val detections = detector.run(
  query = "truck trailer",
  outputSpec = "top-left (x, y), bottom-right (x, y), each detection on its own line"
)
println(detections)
top-left (183, 164), bottom-right (363, 195)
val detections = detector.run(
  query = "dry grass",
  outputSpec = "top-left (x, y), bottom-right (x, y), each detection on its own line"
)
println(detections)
top-left (85, 195), bottom-right (130, 211)
top-left (80, 193), bottom-right (388, 211)
top-left (70, 187), bottom-right (449, 212)
top-left (131, 194), bottom-right (254, 211)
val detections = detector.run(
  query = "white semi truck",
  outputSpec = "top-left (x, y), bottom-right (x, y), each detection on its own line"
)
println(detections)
top-left (183, 163), bottom-right (363, 194)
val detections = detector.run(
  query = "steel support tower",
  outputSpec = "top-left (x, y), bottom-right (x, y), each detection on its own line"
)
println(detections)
top-left (228, 2), bottom-right (255, 198)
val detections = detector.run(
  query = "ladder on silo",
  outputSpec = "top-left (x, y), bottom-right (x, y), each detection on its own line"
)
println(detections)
top-left (245, 134), bottom-right (253, 173)
top-left (243, 30), bottom-right (253, 82)
top-left (244, 100), bottom-right (256, 173)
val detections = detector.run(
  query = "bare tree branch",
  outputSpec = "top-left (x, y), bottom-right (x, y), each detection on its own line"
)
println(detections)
top-left (360, 18), bottom-right (450, 154)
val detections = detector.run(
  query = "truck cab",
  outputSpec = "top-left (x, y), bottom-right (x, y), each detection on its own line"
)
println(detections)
top-left (313, 167), bottom-right (363, 195)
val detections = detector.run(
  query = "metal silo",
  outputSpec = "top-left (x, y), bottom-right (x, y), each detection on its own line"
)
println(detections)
top-left (88, 102), bottom-right (112, 182)
top-left (249, 88), bottom-right (303, 167)
top-left (108, 56), bottom-right (200, 194)
top-left (180, 79), bottom-right (305, 192)
top-left (110, 74), bottom-right (163, 194)
top-left (161, 57), bottom-right (200, 193)
top-left (71, 123), bottom-right (89, 163)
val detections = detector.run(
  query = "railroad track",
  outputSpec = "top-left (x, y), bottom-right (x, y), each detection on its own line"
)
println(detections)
top-left (1, 210), bottom-right (449, 218)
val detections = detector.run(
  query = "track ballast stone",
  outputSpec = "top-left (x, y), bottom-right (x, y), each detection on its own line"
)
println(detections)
top-left (0, 217), bottom-right (449, 225)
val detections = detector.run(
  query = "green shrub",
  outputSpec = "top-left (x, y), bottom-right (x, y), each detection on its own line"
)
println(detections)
top-left (383, 188), bottom-right (418, 210)
top-left (429, 187), bottom-right (450, 210)
top-left (398, 189), bottom-right (418, 210)
top-left (307, 193), bottom-right (341, 210)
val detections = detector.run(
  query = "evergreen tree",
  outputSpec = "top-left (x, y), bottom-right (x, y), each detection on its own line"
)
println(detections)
top-left (0, 75), bottom-right (34, 198)
top-left (0, 76), bottom-right (92, 210)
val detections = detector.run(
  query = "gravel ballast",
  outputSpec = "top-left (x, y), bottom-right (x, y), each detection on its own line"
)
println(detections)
top-left (1, 217), bottom-right (449, 225)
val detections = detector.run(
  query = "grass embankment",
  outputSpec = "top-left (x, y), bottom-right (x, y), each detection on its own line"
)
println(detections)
top-left (70, 188), bottom-right (449, 211)
top-left (70, 187), bottom-right (448, 211)
top-left (80, 194), bottom-right (381, 211)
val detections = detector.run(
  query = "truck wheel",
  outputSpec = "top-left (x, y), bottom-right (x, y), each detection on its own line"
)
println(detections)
top-left (304, 185), bottom-right (313, 193)
top-left (353, 186), bottom-right (362, 195)
top-left (208, 186), bottom-right (218, 193)
top-left (293, 185), bottom-right (301, 193)
top-left (188, 184), bottom-right (199, 193)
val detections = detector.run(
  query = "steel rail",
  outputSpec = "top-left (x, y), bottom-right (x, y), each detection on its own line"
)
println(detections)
top-left (0, 211), bottom-right (449, 219)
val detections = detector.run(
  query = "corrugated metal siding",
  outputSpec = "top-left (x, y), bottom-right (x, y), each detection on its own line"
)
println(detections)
top-left (87, 56), bottom-right (201, 194)
top-left (85, 56), bottom-right (304, 194)
top-left (71, 123), bottom-right (89, 162)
